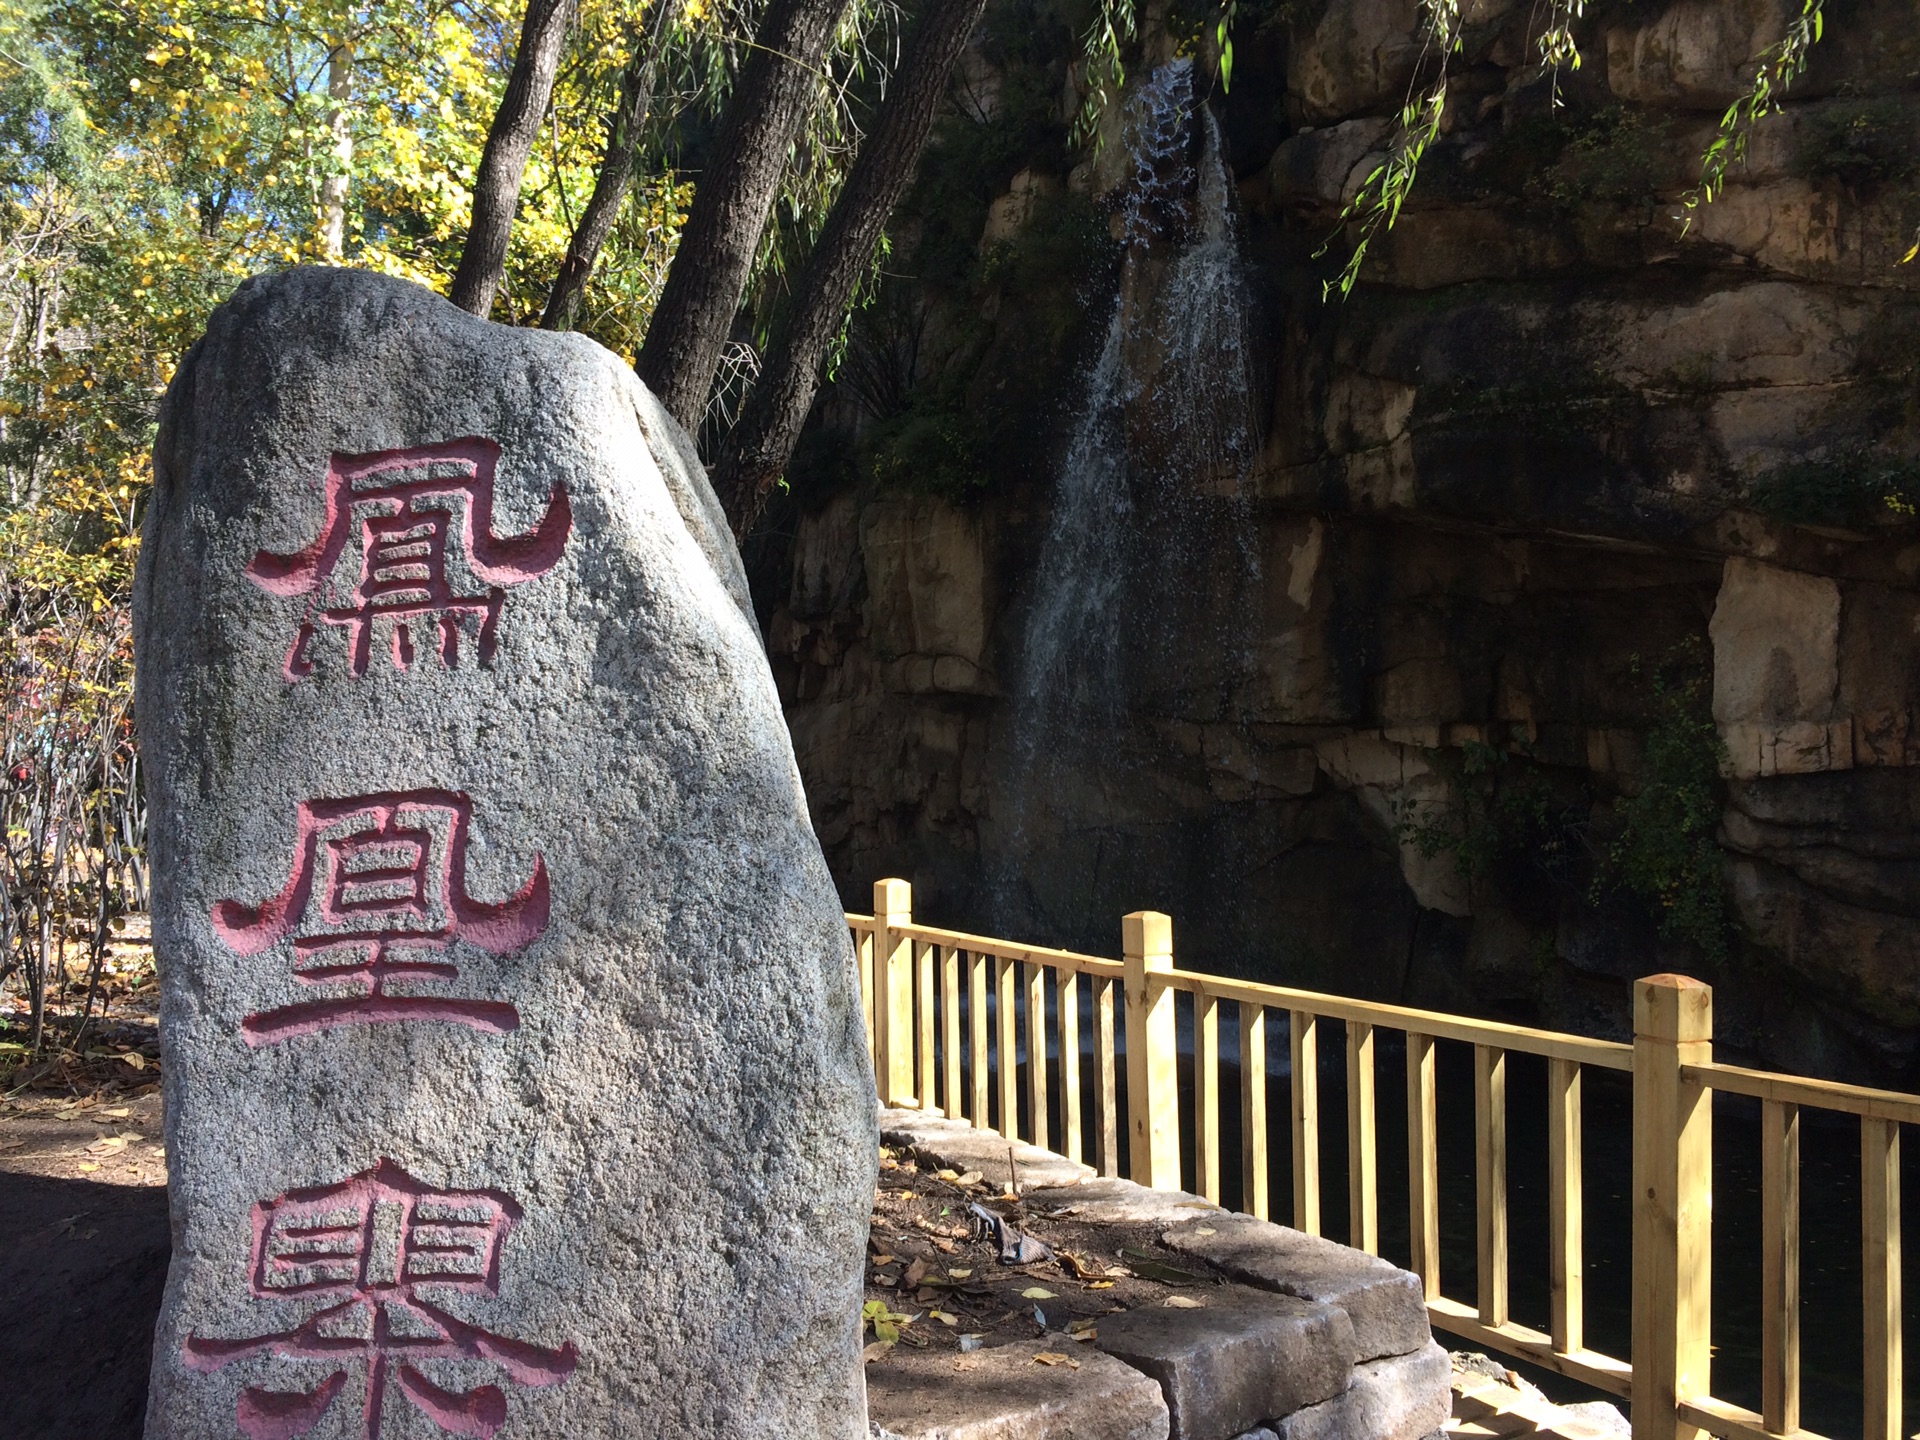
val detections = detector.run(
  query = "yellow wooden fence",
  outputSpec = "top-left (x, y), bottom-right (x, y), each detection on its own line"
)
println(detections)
top-left (849, 878), bottom-right (1918, 1440)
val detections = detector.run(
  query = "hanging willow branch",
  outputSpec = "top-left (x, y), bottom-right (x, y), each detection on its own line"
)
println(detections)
top-left (1678, 0), bottom-right (1828, 227)
top-left (1317, 0), bottom-right (1462, 299)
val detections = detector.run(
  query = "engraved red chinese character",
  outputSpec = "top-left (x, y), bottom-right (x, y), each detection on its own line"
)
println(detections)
top-left (248, 438), bottom-right (571, 680)
top-left (212, 790), bottom-right (547, 1046)
top-left (183, 1159), bottom-right (577, 1439)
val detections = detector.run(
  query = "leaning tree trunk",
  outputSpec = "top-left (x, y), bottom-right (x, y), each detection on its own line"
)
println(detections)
top-left (711, 0), bottom-right (990, 536)
top-left (539, 0), bottom-right (684, 332)
top-left (632, 0), bottom-right (854, 429)
top-left (449, 0), bottom-right (580, 318)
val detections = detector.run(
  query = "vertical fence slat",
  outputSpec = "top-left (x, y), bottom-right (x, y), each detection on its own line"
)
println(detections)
top-left (915, 939), bottom-right (936, 1111)
top-left (1096, 976), bottom-right (1119, 1178)
top-left (1290, 1010), bottom-right (1320, 1236)
top-left (1027, 962), bottom-right (1050, 1150)
top-left (1347, 1020), bottom-right (1377, 1254)
top-left (873, 879), bottom-right (914, 1107)
top-left (1242, 1004), bottom-right (1268, 1219)
top-left (1549, 1057), bottom-right (1583, 1355)
top-left (1761, 1099), bottom-right (1800, 1436)
top-left (1197, 990), bottom-right (1220, 1204)
top-left (941, 945), bottom-right (962, 1123)
top-left (1406, 1032), bottom-right (1439, 1300)
top-left (1863, 1116), bottom-right (1902, 1440)
top-left (858, 930), bottom-right (875, 1068)
top-left (968, 951), bottom-right (989, 1128)
top-left (996, 954), bottom-right (1018, 1140)
top-left (1475, 1044), bottom-right (1509, 1328)
top-left (1059, 969), bottom-right (1082, 1165)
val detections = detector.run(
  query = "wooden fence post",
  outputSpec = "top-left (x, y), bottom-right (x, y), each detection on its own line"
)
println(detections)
top-left (1124, 910), bottom-right (1179, 1190)
top-left (872, 878), bottom-right (915, 1108)
top-left (1632, 974), bottom-right (1713, 1440)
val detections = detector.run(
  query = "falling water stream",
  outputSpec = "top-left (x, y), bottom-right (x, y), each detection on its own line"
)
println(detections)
top-left (993, 60), bottom-right (1259, 929)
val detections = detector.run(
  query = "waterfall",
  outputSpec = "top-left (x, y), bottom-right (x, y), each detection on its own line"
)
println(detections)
top-left (993, 59), bottom-right (1259, 932)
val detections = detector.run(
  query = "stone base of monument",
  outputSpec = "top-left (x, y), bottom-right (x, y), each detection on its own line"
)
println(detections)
top-left (870, 1110), bottom-right (1451, 1440)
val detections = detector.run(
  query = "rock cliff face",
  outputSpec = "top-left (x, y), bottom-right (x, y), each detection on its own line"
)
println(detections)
top-left (755, 0), bottom-right (1920, 1083)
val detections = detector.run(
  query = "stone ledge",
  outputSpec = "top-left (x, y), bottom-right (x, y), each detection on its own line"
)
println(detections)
top-left (1095, 1291), bottom-right (1354, 1440)
top-left (880, 1109), bottom-right (1096, 1192)
top-left (867, 1338), bottom-right (1172, 1440)
top-left (1269, 1341), bottom-right (1451, 1440)
top-left (1162, 1214), bottom-right (1431, 1363)
top-left (875, 1111), bottom-right (1447, 1438)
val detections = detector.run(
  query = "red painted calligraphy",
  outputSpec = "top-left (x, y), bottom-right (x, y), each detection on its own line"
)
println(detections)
top-left (248, 438), bottom-right (570, 680)
top-left (184, 1159), bottom-right (576, 1439)
top-left (212, 791), bottom-right (547, 1046)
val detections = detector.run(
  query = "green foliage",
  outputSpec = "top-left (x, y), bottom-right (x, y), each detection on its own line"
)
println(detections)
top-left (858, 397), bottom-right (990, 499)
top-left (1398, 739), bottom-right (1588, 889)
top-left (1530, 106), bottom-right (1666, 208)
top-left (1790, 98), bottom-right (1920, 190)
top-left (1747, 449), bottom-right (1920, 528)
top-left (1599, 651), bottom-right (1731, 962)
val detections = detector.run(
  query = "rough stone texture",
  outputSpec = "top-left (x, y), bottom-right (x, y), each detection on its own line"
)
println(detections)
top-left (1094, 1292), bottom-right (1353, 1440)
top-left (880, 1109), bottom-right (1095, 1191)
top-left (1268, 1342), bottom-right (1451, 1440)
top-left (866, 1338), bottom-right (1172, 1440)
top-left (135, 267), bottom-right (874, 1438)
top-left (1161, 1216), bottom-right (1430, 1363)
top-left (1025, 1178), bottom-right (1227, 1227)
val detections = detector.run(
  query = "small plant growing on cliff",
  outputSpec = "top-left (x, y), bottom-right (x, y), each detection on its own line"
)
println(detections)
top-left (1598, 652), bottom-right (1730, 962)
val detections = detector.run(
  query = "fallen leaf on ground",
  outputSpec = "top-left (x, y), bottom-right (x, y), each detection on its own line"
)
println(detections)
top-left (862, 1343), bottom-right (894, 1364)
top-left (120, 1053), bottom-right (146, 1070)
top-left (1033, 1352), bottom-right (1080, 1368)
top-left (903, 1258), bottom-right (929, 1288)
top-left (77, 1162), bottom-right (100, 1173)
top-left (952, 1171), bottom-right (983, 1187)
top-left (952, 1357), bottom-right (979, 1371)
top-left (928, 1310), bottom-right (958, 1326)
top-left (99, 1107), bottom-right (130, 1118)
top-left (1020, 1286), bottom-right (1057, 1300)
top-left (947, 1267), bottom-right (972, 1280)
top-left (1194, 1227), bottom-right (1217, 1236)
top-left (1163, 1295), bottom-right (1205, 1308)
top-left (1086, 1280), bottom-right (1115, 1290)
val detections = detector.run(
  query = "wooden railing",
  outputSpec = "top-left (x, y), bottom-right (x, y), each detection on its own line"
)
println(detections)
top-left (850, 880), bottom-right (1918, 1440)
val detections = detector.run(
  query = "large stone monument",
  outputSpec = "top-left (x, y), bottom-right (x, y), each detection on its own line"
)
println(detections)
top-left (134, 267), bottom-right (875, 1438)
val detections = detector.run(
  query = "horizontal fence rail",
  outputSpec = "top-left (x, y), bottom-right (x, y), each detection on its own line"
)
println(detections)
top-left (850, 881), bottom-right (1920, 1440)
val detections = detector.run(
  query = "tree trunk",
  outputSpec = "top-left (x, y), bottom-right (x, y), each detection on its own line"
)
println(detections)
top-left (712, 0), bottom-right (989, 536)
top-left (317, 39), bottom-right (354, 261)
top-left (632, 0), bottom-right (853, 429)
top-left (539, 0), bottom-right (683, 333)
top-left (449, 0), bottom-right (580, 318)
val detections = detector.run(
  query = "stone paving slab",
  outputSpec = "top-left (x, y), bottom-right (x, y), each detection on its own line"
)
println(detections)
top-left (867, 1338), bottom-right (1171, 1440)
top-left (1026, 1177), bottom-right (1228, 1226)
top-left (1268, 1340), bottom-right (1452, 1440)
top-left (1161, 1213), bottom-right (1430, 1362)
top-left (880, 1111), bottom-right (1096, 1192)
top-left (1094, 1291), bottom-right (1354, 1440)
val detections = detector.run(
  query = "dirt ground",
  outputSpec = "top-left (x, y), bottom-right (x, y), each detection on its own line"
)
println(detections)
top-left (1, 925), bottom-right (169, 1440)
